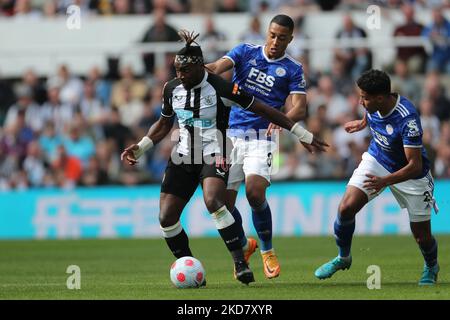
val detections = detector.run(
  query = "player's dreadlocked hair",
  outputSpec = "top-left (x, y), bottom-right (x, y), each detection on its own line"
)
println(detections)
top-left (178, 30), bottom-right (200, 48)
top-left (175, 30), bottom-right (204, 65)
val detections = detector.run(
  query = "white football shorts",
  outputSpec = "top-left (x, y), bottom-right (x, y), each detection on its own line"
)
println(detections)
top-left (227, 136), bottom-right (277, 191)
top-left (348, 152), bottom-right (437, 222)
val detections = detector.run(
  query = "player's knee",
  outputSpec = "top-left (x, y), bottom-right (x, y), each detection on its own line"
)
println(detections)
top-left (204, 197), bottom-right (224, 213)
top-left (245, 189), bottom-right (265, 208)
top-left (338, 200), bottom-right (357, 219)
top-left (159, 211), bottom-right (178, 228)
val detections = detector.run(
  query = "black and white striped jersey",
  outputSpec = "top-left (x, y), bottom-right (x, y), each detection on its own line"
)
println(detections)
top-left (161, 71), bottom-right (255, 156)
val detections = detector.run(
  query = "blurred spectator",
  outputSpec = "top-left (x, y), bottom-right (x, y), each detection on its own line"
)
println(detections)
top-left (271, 151), bottom-right (304, 181)
top-left (58, 0), bottom-right (97, 15)
top-left (248, 0), bottom-right (272, 14)
top-left (111, 65), bottom-right (148, 108)
top-left (22, 140), bottom-right (46, 187)
top-left (0, 73), bottom-right (15, 125)
top-left (434, 120), bottom-right (450, 177)
top-left (2, 8), bottom-right (450, 188)
top-left (419, 97), bottom-right (441, 147)
top-left (51, 144), bottom-right (82, 188)
top-left (0, 110), bottom-right (35, 189)
top-left (103, 107), bottom-right (134, 153)
top-left (129, 0), bottom-right (150, 14)
top-left (286, 15), bottom-right (309, 63)
top-left (422, 7), bottom-right (450, 73)
top-left (423, 72), bottom-right (450, 122)
top-left (87, 66), bottom-right (112, 107)
top-left (141, 8), bottom-right (179, 74)
top-left (62, 124), bottom-right (96, 167)
top-left (41, 78), bottom-right (74, 135)
top-left (0, 0), bottom-right (15, 16)
top-left (22, 69), bottom-right (47, 105)
top-left (151, 0), bottom-right (187, 13)
top-left (89, 0), bottom-right (113, 15)
top-left (239, 16), bottom-right (265, 45)
top-left (279, 0), bottom-right (320, 16)
top-left (310, 75), bottom-right (349, 127)
top-left (332, 105), bottom-right (369, 170)
top-left (112, 0), bottom-right (131, 14)
top-left (117, 85), bottom-right (145, 128)
top-left (56, 64), bottom-right (84, 107)
top-left (299, 54), bottom-right (320, 88)
top-left (316, 0), bottom-right (340, 11)
top-left (147, 138), bottom-right (174, 181)
top-left (335, 14), bottom-right (372, 80)
top-left (391, 59), bottom-right (421, 106)
top-left (393, 4), bottom-right (427, 73)
top-left (190, 0), bottom-right (216, 13)
top-left (217, 0), bottom-right (243, 12)
top-left (95, 140), bottom-right (120, 181)
top-left (80, 155), bottom-right (110, 186)
top-left (43, 0), bottom-right (58, 17)
top-left (330, 56), bottom-right (354, 96)
top-left (137, 85), bottom-right (163, 136)
top-left (200, 16), bottom-right (227, 62)
top-left (4, 84), bottom-right (43, 133)
top-left (13, 0), bottom-right (42, 20)
top-left (39, 121), bottom-right (63, 163)
top-left (79, 79), bottom-right (108, 139)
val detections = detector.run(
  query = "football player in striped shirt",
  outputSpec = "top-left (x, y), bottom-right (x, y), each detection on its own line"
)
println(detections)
top-left (121, 30), bottom-right (328, 286)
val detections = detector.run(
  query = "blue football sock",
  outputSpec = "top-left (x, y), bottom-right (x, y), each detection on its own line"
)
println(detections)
top-left (334, 214), bottom-right (355, 258)
top-left (230, 207), bottom-right (247, 248)
top-left (419, 237), bottom-right (438, 268)
top-left (251, 200), bottom-right (272, 251)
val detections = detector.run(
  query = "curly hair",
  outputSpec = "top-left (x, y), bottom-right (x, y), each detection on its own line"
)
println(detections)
top-left (356, 69), bottom-right (391, 95)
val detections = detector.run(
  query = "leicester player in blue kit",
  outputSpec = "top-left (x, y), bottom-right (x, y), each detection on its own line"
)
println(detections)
top-left (315, 70), bottom-right (440, 285)
top-left (207, 15), bottom-right (313, 279)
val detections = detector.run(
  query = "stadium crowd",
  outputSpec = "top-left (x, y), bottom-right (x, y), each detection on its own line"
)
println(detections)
top-left (0, 1), bottom-right (449, 190)
top-left (1, 0), bottom-right (450, 17)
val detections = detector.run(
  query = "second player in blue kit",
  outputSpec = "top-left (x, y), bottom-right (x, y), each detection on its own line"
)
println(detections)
top-left (207, 14), bottom-right (315, 279)
top-left (315, 70), bottom-right (440, 285)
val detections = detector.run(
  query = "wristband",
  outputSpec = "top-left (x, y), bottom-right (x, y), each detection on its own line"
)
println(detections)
top-left (134, 136), bottom-right (154, 159)
top-left (290, 123), bottom-right (313, 144)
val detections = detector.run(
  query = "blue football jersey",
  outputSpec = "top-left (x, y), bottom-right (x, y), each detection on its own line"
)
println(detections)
top-left (224, 43), bottom-right (306, 136)
top-left (367, 94), bottom-right (430, 179)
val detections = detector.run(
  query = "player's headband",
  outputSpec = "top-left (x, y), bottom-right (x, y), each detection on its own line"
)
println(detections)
top-left (175, 54), bottom-right (204, 66)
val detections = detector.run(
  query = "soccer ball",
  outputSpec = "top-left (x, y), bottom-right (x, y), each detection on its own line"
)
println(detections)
top-left (170, 256), bottom-right (206, 288)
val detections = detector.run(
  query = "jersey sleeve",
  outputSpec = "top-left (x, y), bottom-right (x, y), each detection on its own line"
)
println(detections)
top-left (223, 43), bottom-right (247, 67)
top-left (401, 114), bottom-right (423, 148)
top-left (161, 81), bottom-right (175, 118)
top-left (288, 64), bottom-right (307, 95)
top-left (208, 73), bottom-right (254, 110)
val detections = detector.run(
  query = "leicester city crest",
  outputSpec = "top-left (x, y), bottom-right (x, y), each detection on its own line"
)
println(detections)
top-left (276, 67), bottom-right (286, 77)
top-left (386, 124), bottom-right (393, 135)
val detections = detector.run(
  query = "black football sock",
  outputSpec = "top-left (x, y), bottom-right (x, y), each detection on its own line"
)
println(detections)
top-left (161, 222), bottom-right (193, 258)
top-left (212, 206), bottom-right (245, 263)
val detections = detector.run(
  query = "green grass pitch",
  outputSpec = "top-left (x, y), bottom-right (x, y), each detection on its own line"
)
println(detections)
top-left (0, 235), bottom-right (449, 299)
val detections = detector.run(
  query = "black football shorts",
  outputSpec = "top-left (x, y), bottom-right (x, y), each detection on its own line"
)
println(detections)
top-left (161, 153), bottom-right (229, 201)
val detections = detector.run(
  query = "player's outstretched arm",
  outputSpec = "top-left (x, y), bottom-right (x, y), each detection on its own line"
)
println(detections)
top-left (205, 58), bottom-right (234, 75)
top-left (248, 100), bottom-right (329, 152)
top-left (344, 113), bottom-right (367, 133)
top-left (267, 93), bottom-right (307, 137)
top-left (120, 116), bottom-right (174, 165)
